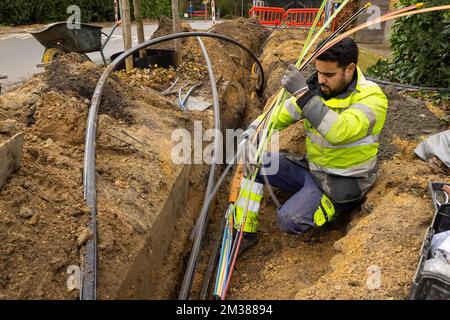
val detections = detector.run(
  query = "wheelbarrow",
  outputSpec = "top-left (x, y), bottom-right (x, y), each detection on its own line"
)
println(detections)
top-left (30, 21), bottom-right (121, 65)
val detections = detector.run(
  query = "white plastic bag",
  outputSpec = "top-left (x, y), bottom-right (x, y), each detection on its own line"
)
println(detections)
top-left (424, 257), bottom-right (450, 278)
top-left (430, 230), bottom-right (450, 254)
top-left (437, 236), bottom-right (450, 264)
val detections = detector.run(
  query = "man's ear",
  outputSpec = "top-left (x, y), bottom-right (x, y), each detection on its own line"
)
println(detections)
top-left (345, 63), bottom-right (356, 77)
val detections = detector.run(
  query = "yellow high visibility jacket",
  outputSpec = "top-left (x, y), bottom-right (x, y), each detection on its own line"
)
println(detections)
top-left (264, 66), bottom-right (388, 203)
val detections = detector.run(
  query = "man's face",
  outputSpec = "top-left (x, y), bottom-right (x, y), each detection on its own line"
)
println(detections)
top-left (314, 60), bottom-right (355, 98)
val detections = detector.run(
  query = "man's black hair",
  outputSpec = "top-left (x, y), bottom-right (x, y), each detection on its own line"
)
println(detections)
top-left (316, 37), bottom-right (358, 68)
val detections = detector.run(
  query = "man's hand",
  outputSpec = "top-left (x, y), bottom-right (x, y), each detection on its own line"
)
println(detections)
top-left (242, 125), bottom-right (256, 141)
top-left (239, 127), bottom-right (259, 178)
top-left (242, 140), bottom-right (259, 178)
top-left (281, 64), bottom-right (308, 96)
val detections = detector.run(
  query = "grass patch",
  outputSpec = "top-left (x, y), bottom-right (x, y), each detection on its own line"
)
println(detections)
top-left (358, 47), bottom-right (387, 73)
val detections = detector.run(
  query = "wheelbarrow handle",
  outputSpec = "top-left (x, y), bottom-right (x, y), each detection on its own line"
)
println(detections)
top-left (101, 21), bottom-right (121, 50)
top-left (100, 20), bottom-right (123, 65)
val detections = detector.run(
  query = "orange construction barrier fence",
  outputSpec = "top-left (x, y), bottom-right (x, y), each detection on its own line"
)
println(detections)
top-left (249, 6), bottom-right (285, 26)
top-left (284, 8), bottom-right (324, 27)
top-left (249, 6), bottom-right (324, 27)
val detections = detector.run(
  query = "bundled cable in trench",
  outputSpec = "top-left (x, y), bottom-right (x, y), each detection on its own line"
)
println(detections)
top-left (178, 37), bottom-right (221, 299)
top-left (208, 2), bottom-right (450, 301)
top-left (212, 0), bottom-right (333, 300)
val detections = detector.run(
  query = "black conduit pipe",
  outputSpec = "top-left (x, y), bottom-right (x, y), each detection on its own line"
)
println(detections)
top-left (82, 32), bottom-right (264, 300)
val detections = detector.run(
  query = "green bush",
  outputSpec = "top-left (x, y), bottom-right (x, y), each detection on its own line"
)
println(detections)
top-left (141, 0), bottom-right (172, 19)
top-left (367, 0), bottom-right (450, 88)
top-left (0, 0), bottom-right (37, 24)
top-left (0, 0), bottom-right (173, 25)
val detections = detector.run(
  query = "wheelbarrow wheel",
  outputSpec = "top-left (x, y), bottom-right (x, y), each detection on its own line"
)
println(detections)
top-left (42, 48), bottom-right (61, 63)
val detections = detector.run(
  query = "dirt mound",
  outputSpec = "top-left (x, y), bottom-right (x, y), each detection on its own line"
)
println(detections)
top-left (260, 29), bottom-right (327, 101)
top-left (149, 15), bottom-right (193, 50)
top-left (45, 54), bottom-right (132, 124)
top-left (0, 78), bottom-right (91, 299)
top-left (295, 138), bottom-right (445, 300)
top-left (0, 51), bottom-right (203, 299)
top-left (378, 85), bottom-right (446, 160)
top-left (210, 18), bottom-right (270, 69)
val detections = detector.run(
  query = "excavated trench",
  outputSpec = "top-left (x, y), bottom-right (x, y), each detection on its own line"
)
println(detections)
top-left (0, 20), bottom-right (447, 300)
top-left (96, 19), bottom-right (272, 299)
top-left (0, 18), bottom-right (268, 300)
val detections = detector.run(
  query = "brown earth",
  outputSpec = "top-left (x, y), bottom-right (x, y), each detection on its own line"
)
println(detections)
top-left (378, 86), bottom-right (445, 160)
top-left (1, 18), bottom-right (449, 301)
top-left (221, 29), bottom-right (449, 301)
top-left (0, 53), bottom-right (198, 299)
top-left (0, 17), bottom-right (269, 299)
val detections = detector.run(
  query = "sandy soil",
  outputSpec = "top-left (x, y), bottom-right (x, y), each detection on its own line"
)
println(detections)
top-left (1, 18), bottom-right (448, 301)
top-left (220, 29), bottom-right (449, 301)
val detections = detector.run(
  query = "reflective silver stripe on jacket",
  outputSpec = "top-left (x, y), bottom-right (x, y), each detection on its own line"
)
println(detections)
top-left (309, 157), bottom-right (378, 177)
top-left (302, 96), bottom-right (336, 135)
top-left (236, 197), bottom-right (261, 213)
top-left (350, 103), bottom-right (377, 135)
top-left (240, 179), bottom-right (264, 195)
top-left (307, 132), bottom-right (380, 148)
top-left (316, 110), bottom-right (339, 136)
top-left (284, 98), bottom-right (302, 121)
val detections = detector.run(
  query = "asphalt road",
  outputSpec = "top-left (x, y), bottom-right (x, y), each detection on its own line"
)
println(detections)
top-left (0, 21), bottom-right (216, 91)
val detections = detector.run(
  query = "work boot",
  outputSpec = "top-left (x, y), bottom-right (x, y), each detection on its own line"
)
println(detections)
top-left (236, 231), bottom-right (259, 257)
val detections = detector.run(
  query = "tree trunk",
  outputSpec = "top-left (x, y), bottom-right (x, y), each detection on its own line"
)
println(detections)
top-left (121, 0), bottom-right (133, 72)
top-left (172, 0), bottom-right (182, 65)
top-left (133, 0), bottom-right (146, 58)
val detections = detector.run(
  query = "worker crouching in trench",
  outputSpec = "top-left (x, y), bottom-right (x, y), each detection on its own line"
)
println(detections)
top-left (237, 38), bottom-right (388, 253)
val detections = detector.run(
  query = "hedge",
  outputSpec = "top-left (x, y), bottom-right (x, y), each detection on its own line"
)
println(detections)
top-left (0, 0), bottom-right (172, 25)
top-left (367, 0), bottom-right (450, 88)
